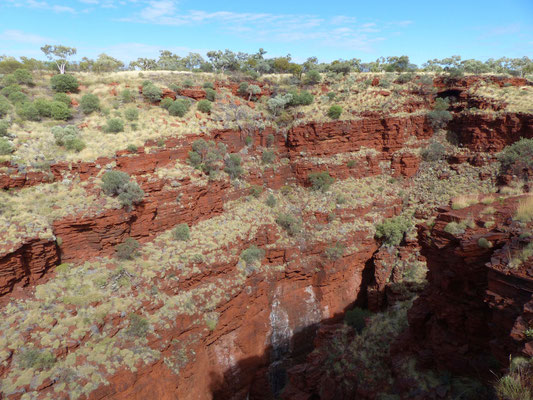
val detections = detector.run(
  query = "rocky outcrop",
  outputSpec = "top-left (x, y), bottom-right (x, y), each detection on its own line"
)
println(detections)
top-left (405, 195), bottom-right (533, 375)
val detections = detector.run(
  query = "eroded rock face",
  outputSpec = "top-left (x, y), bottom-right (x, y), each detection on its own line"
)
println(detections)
top-left (404, 196), bottom-right (533, 375)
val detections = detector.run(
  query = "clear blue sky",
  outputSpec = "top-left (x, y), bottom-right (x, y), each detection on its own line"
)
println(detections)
top-left (0, 0), bottom-right (532, 65)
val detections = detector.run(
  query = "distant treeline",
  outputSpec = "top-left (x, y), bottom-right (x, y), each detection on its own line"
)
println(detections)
top-left (1, 47), bottom-right (532, 78)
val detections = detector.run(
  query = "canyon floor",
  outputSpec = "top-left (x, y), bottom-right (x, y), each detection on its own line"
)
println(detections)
top-left (0, 70), bottom-right (532, 399)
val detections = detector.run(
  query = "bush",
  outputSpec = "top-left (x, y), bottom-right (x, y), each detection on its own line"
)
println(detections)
top-left (13, 69), bottom-right (33, 85)
top-left (421, 141), bottom-right (446, 161)
top-left (427, 109), bottom-right (452, 129)
top-left (240, 245), bottom-right (265, 264)
top-left (327, 105), bottom-right (342, 119)
top-left (203, 82), bottom-right (214, 89)
top-left (19, 349), bottom-right (55, 370)
top-left (205, 88), bottom-right (216, 102)
top-left (266, 133), bottom-right (275, 147)
top-left (327, 92), bottom-right (336, 101)
top-left (304, 70), bottom-right (321, 85)
top-left (0, 84), bottom-right (21, 97)
top-left (266, 194), bottom-right (276, 208)
top-left (52, 126), bottom-right (86, 152)
top-left (127, 313), bottom-right (149, 337)
top-left (16, 102), bottom-right (40, 121)
top-left (168, 99), bottom-right (190, 117)
top-left (276, 213), bottom-right (302, 236)
top-left (124, 107), bottom-right (139, 121)
top-left (101, 170), bottom-right (144, 207)
top-left (267, 93), bottom-right (293, 115)
top-left (324, 242), bottom-right (346, 260)
top-left (142, 84), bottom-right (162, 102)
top-left (120, 89), bottom-right (134, 103)
top-left (50, 101), bottom-right (72, 120)
top-left (115, 238), bottom-right (140, 260)
top-left (262, 149), bottom-right (275, 164)
top-left (197, 99), bottom-right (212, 113)
top-left (0, 120), bottom-right (8, 136)
top-left (50, 74), bottom-right (79, 92)
top-left (0, 138), bottom-right (14, 155)
top-left (224, 153), bottom-right (243, 179)
top-left (53, 92), bottom-right (71, 106)
top-left (249, 185), bottom-right (263, 198)
top-left (80, 93), bottom-right (100, 114)
top-left (344, 307), bottom-right (372, 333)
top-left (160, 97), bottom-right (174, 110)
top-left (289, 90), bottom-right (314, 106)
top-left (183, 79), bottom-right (194, 88)
top-left (8, 91), bottom-right (28, 105)
top-left (477, 237), bottom-right (493, 249)
top-left (172, 224), bottom-right (190, 241)
top-left (1, 74), bottom-right (17, 87)
top-left (104, 118), bottom-right (124, 133)
top-left (499, 138), bottom-right (533, 175)
top-left (308, 171), bottom-right (334, 192)
top-left (238, 82), bottom-right (249, 95)
top-left (0, 97), bottom-right (11, 117)
top-left (169, 83), bottom-right (181, 93)
top-left (375, 216), bottom-right (411, 246)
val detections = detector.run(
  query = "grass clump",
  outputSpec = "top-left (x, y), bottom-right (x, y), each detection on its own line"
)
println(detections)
top-left (262, 149), bottom-right (275, 164)
top-left (0, 97), bottom-right (11, 117)
top-left (451, 195), bottom-right (478, 210)
top-left (240, 245), bottom-right (265, 264)
top-left (444, 220), bottom-right (475, 235)
top-left (498, 138), bottom-right (533, 176)
top-left (197, 99), bottom-right (212, 113)
top-left (276, 213), bottom-right (302, 236)
top-left (124, 107), bottom-right (139, 121)
top-left (115, 237), bottom-right (140, 260)
top-left (0, 137), bottom-right (14, 155)
top-left (120, 89), bottom-right (134, 103)
top-left (172, 224), bottom-right (190, 241)
top-left (515, 196), bottom-right (533, 223)
top-left (375, 216), bottom-right (411, 246)
top-left (160, 97), bottom-right (174, 110)
top-left (308, 171), bottom-right (334, 192)
top-left (249, 185), bottom-right (263, 198)
top-left (80, 93), bottom-right (100, 114)
top-left (495, 357), bottom-right (533, 400)
top-left (0, 120), bottom-right (9, 136)
top-left (265, 194), bottom-right (276, 208)
top-left (477, 237), bottom-right (493, 249)
top-left (52, 125), bottom-right (85, 152)
top-left (168, 99), bottom-right (190, 117)
top-left (421, 141), bottom-right (446, 162)
top-left (142, 83), bottom-right (162, 102)
top-left (205, 88), bottom-right (216, 102)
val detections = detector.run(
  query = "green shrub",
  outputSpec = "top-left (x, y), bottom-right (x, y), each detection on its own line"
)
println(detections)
top-left (421, 141), bottom-right (446, 161)
top-left (33, 98), bottom-right (52, 118)
top-left (124, 107), bottom-right (139, 121)
top-left (262, 149), bottom-right (275, 164)
top-left (127, 144), bottom-right (138, 153)
top-left (289, 90), bottom-right (314, 106)
top-left (50, 101), bottom-right (72, 120)
top-left (205, 88), bottom-right (216, 102)
top-left (304, 70), bottom-right (321, 85)
top-left (328, 105), bottom-right (342, 119)
top-left (80, 93), bottom-right (100, 114)
top-left (16, 102), bottom-right (40, 121)
top-left (8, 91), bottom-right (28, 105)
top-left (396, 73), bottom-right (414, 84)
top-left (249, 185), bottom-right (263, 198)
top-left (53, 92), bottom-right (71, 106)
top-left (308, 171), bottom-right (334, 192)
top-left (104, 118), bottom-right (124, 133)
top-left (375, 216), bottom-right (411, 246)
top-left (142, 84), bottom-right (162, 102)
top-left (1, 74), bottom-right (17, 86)
top-left (168, 99), bottom-right (190, 117)
top-left (444, 220), bottom-right (470, 235)
top-left (19, 349), bottom-right (55, 370)
top-left (197, 99), bottom-right (212, 113)
top-left (50, 74), bottom-right (79, 93)
top-left (427, 110), bottom-right (452, 129)
top-left (203, 82), bottom-right (214, 89)
top-left (224, 153), bottom-right (243, 179)
top-left (240, 245), bottom-right (265, 264)
top-left (266, 194), bottom-right (276, 208)
top-left (245, 135), bottom-right (253, 146)
top-left (0, 84), bottom-right (21, 97)
top-left (52, 125), bottom-right (85, 152)
top-left (160, 97), bottom-right (174, 110)
top-left (499, 138), bottom-right (533, 175)
top-left (127, 313), bottom-right (149, 337)
top-left (266, 133), bottom-right (275, 147)
top-left (324, 242), bottom-right (346, 260)
top-left (0, 138), bottom-right (14, 155)
top-left (101, 170), bottom-right (144, 207)
top-left (13, 69), bottom-right (33, 85)
top-left (120, 89), bottom-right (134, 103)
top-left (327, 92), bottom-right (336, 101)
top-left (183, 79), bottom-right (194, 88)
top-left (0, 120), bottom-right (8, 136)
top-left (169, 83), bottom-right (181, 93)
top-left (238, 82), bottom-right (249, 95)
top-left (344, 307), bottom-right (372, 333)
top-left (276, 213), bottom-right (302, 236)
top-left (0, 97), bottom-right (11, 117)
top-left (172, 224), bottom-right (190, 241)
top-left (115, 238), bottom-right (140, 260)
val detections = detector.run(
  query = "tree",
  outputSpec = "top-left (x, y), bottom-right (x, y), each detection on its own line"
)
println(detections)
top-left (129, 58), bottom-right (157, 71)
top-left (40, 44), bottom-right (77, 74)
top-left (157, 50), bottom-right (182, 70)
top-left (93, 53), bottom-right (124, 73)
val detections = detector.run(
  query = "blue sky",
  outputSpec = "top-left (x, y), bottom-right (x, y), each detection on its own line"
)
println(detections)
top-left (0, 0), bottom-right (532, 65)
